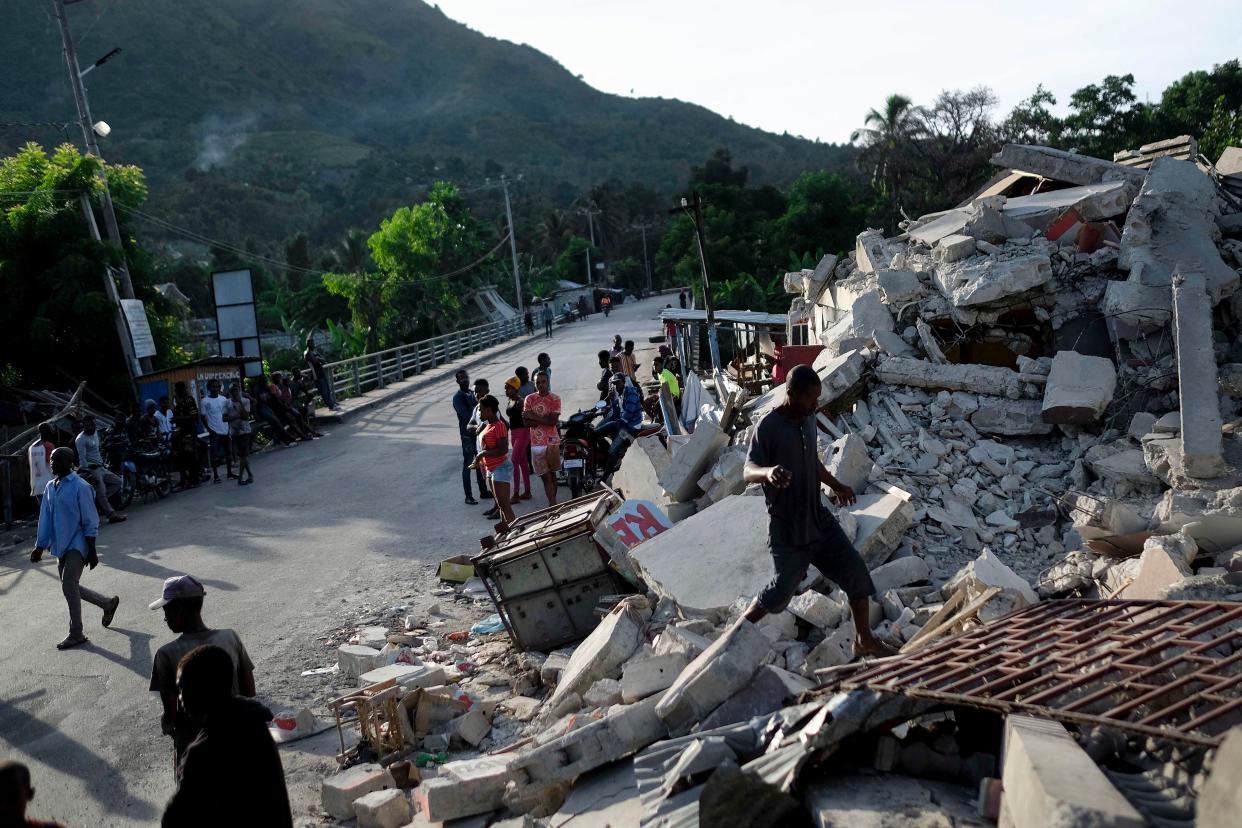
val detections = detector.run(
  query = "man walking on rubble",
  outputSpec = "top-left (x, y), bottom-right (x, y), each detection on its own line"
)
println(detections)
top-left (742, 364), bottom-right (894, 657)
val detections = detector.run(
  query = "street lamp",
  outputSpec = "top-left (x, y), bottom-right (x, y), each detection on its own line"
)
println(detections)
top-left (92, 120), bottom-right (110, 138)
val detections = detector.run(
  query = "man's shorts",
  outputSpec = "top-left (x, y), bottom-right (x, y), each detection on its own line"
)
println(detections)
top-left (208, 432), bottom-right (231, 459)
top-left (757, 517), bottom-right (875, 613)
top-left (488, 457), bottom-right (514, 486)
top-left (531, 444), bottom-right (561, 476)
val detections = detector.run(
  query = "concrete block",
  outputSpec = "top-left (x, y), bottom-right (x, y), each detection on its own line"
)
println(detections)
top-left (630, 496), bottom-right (770, 616)
top-left (1115, 545), bottom-right (1192, 600)
top-left (945, 550), bottom-right (1038, 621)
top-left (548, 604), bottom-right (644, 709)
top-left (621, 653), bottom-right (688, 703)
top-left (612, 434), bottom-right (670, 504)
top-left (699, 664), bottom-right (813, 730)
top-left (855, 229), bottom-right (890, 274)
top-left (971, 398), bottom-right (1054, 435)
top-left (786, 589), bottom-right (845, 630)
top-left (845, 491), bottom-right (917, 567)
top-left (353, 789), bottom-right (410, 828)
top-left (1040, 351), bottom-right (1117, 424)
top-left (1198, 725), bottom-right (1242, 828)
top-left (322, 763), bottom-right (396, 820)
top-left (357, 625), bottom-right (390, 650)
top-left (358, 663), bottom-right (446, 691)
top-left (824, 433), bottom-right (871, 494)
top-left (821, 290), bottom-right (894, 356)
top-left (338, 644), bottom-right (385, 680)
top-left (869, 556), bottom-right (931, 592)
top-left (540, 647), bottom-right (573, 688)
top-left (934, 250), bottom-right (1053, 308)
top-left (659, 420), bottom-right (729, 502)
top-left (877, 269), bottom-right (925, 303)
top-left (935, 233), bottom-right (976, 264)
top-left (654, 624), bottom-right (712, 660)
top-left (804, 624), bottom-right (856, 674)
top-left (1001, 180), bottom-right (1135, 228)
top-left (1000, 714), bottom-right (1143, 828)
top-left (582, 677), bottom-right (623, 708)
top-left (873, 328), bottom-right (915, 357)
top-left (1127, 411), bottom-right (1157, 441)
top-left (1122, 157), bottom-right (1240, 303)
top-left (812, 349), bottom-right (867, 408)
top-left (991, 143), bottom-right (1147, 188)
top-left (414, 755), bottom-right (516, 822)
top-left (1172, 271), bottom-right (1226, 478)
top-left (655, 618), bottom-right (768, 734)
top-left (450, 707), bottom-right (491, 748)
top-left (876, 357), bottom-right (1024, 400)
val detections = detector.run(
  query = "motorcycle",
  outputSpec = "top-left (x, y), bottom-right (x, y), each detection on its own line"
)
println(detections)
top-left (103, 427), bottom-right (173, 506)
top-left (558, 402), bottom-right (610, 498)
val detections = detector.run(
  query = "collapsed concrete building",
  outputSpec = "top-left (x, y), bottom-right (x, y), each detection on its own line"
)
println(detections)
top-left (317, 142), bottom-right (1242, 827)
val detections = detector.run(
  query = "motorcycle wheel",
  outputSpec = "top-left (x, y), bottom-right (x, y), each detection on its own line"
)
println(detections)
top-left (113, 470), bottom-right (136, 511)
top-left (568, 470), bottom-right (582, 499)
top-left (155, 477), bottom-right (172, 499)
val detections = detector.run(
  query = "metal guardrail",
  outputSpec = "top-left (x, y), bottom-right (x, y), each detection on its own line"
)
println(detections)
top-left (316, 317), bottom-right (529, 400)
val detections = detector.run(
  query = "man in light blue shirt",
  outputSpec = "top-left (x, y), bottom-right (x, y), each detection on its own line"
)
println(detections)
top-left (31, 447), bottom-right (120, 650)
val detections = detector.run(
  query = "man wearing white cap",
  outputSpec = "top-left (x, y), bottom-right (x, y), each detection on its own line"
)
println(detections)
top-left (148, 574), bottom-right (255, 779)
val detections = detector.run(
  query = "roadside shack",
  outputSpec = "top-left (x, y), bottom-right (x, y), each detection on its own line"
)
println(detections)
top-left (134, 356), bottom-right (249, 408)
top-left (656, 308), bottom-right (794, 396)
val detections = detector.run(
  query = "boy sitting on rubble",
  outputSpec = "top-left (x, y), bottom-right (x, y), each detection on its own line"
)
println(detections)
top-left (742, 364), bottom-right (895, 657)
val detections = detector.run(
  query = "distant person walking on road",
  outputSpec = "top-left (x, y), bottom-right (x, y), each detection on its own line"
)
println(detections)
top-left (160, 644), bottom-right (293, 828)
top-left (524, 307), bottom-right (535, 335)
top-left (679, 290), bottom-right (687, 309)
top-left (0, 761), bottom-right (66, 828)
top-left (474, 395), bottom-right (516, 526)
top-left (504, 377), bottom-right (533, 501)
top-left (149, 574), bottom-right (256, 780)
top-left (305, 335), bottom-right (341, 411)
top-left (199, 379), bottom-right (235, 483)
top-left (28, 422), bottom-right (55, 503)
top-left (74, 414), bottom-right (126, 523)
top-left (523, 369), bottom-right (562, 507)
top-left (31, 447), bottom-right (121, 650)
top-left (453, 370), bottom-right (486, 505)
top-left (541, 302), bottom-right (554, 338)
top-left (225, 385), bottom-right (254, 486)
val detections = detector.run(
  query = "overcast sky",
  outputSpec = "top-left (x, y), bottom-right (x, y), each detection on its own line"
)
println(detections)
top-left (434, 0), bottom-right (1242, 144)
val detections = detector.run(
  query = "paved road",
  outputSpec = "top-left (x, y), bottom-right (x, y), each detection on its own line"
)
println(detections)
top-left (0, 296), bottom-right (670, 826)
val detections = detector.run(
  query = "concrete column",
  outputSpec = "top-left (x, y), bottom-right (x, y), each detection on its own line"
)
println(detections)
top-left (1171, 271), bottom-right (1225, 478)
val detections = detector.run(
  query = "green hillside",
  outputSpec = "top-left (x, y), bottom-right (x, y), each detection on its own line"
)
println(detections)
top-left (4, 0), bottom-right (852, 246)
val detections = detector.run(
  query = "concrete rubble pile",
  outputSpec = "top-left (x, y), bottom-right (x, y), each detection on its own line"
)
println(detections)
top-left (311, 141), bottom-right (1242, 826)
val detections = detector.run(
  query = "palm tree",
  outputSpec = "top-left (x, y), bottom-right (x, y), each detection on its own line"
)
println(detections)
top-left (851, 94), bottom-right (924, 228)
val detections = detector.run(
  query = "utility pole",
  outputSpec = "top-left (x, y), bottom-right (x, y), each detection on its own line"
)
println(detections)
top-left (579, 203), bottom-right (601, 285)
top-left (52, 0), bottom-right (152, 373)
top-left (672, 192), bottom-right (721, 372)
top-left (80, 193), bottom-right (140, 392)
top-left (632, 222), bottom-right (655, 296)
top-left (499, 175), bottom-right (523, 313)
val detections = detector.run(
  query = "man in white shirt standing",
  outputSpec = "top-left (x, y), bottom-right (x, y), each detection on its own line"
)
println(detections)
top-left (199, 379), bottom-right (234, 484)
top-left (154, 395), bottom-right (174, 441)
top-left (28, 422), bottom-right (55, 503)
top-left (74, 414), bottom-right (126, 523)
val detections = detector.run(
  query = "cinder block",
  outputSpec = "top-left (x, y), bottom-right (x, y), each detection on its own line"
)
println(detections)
top-left (353, 788), bottom-right (410, 828)
top-left (450, 708), bottom-right (491, 748)
top-left (1000, 715), bottom-right (1142, 828)
top-left (338, 644), bottom-right (385, 680)
top-left (655, 618), bottom-right (768, 734)
top-left (621, 653), bottom-right (689, 703)
top-left (413, 755), bottom-right (516, 822)
top-left (321, 763), bottom-right (396, 820)
top-left (787, 590), bottom-right (845, 630)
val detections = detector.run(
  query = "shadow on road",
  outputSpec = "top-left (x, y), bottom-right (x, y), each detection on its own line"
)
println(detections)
top-left (0, 689), bottom-right (159, 820)
top-left (85, 627), bottom-right (155, 683)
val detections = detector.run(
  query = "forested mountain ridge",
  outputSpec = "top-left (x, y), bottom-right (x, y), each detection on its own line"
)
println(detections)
top-left (4, 0), bottom-right (852, 246)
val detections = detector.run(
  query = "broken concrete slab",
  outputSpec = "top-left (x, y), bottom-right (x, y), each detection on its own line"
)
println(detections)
top-left (1115, 544), bottom-right (1192, 599)
top-left (971, 398), bottom-right (1055, 436)
top-left (935, 233), bottom-right (976, 264)
top-left (414, 754), bottom-right (517, 823)
top-left (1172, 271), bottom-right (1226, 478)
top-left (1040, 350), bottom-right (1117, 424)
top-left (963, 202), bottom-right (1037, 244)
top-left (804, 624), bottom-right (856, 674)
top-left (877, 269), bottom-right (925, 303)
top-left (611, 435), bottom-right (670, 506)
top-left (855, 229), bottom-right (890, 274)
top-left (337, 644), bottom-right (386, 680)
top-left (358, 663), bottom-right (446, 691)
top-left (991, 143), bottom-right (1147, 188)
top-left (824, 433), bottom-right (871, 494)
top-left (322, 763), bottom-right (397, 820)
top-left (1121, 157), bottom-right (1240, 303)
top-left (655, 618), bottom-right (768, 734)
top-left (1002, 179), bottom-right (1136, 230)
top-left (933, 250), bottom-right (1054, 308)
top-left (659, 419), bottom-right (729, 502)
top-left (654, 624), bottom-right (713, 661)
top-left (621, 653), bottom-right (689, 703)
top-left (1198, 725), bottom-right (1242, 828)
top-left (806, 774), bottom-right (955, 828)
top-left (1127, 411), bottom-right (1158, 441)
top-left (847, 490), bottom-right (917, 567)
top-left (876, 358), bottom-right (1024, 400)
top-left (870, 556), bottom-right (932, 592)
top-left (630, 495), bottom-right (770, 617)
top-left (820, 290), bottom-right (894, 356)
top-left (1000, 715), bottom-right (1143, 828)
top-left (787, 589), bottom-right (845, 630)
top-left (811, 348), bottom-right (868, 408)
top-left (699, 665), bottom-right (813, 731)
top-left (353, 789), bottom-right (410, 828)
top-left (548, 604), bottom-right (645, 709)
top-left (945, 549), bottom-right (1038, 621)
